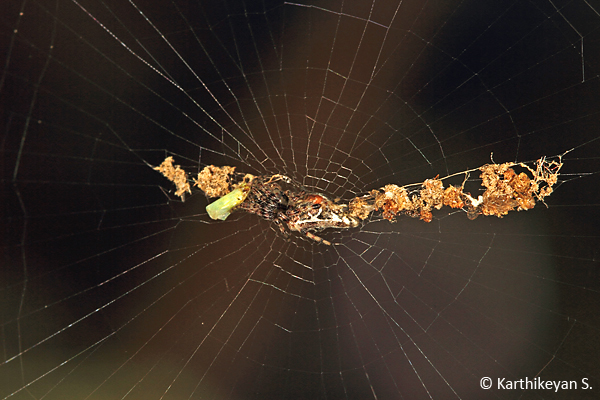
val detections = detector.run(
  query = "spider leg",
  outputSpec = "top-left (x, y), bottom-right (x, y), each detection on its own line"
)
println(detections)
top-left (273, 218), bottom-right (289, 236)
top-left (304, 231), bottom-right (331, 246)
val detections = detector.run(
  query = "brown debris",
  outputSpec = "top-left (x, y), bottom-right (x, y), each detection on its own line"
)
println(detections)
top-left (373, 185), bottom-right (412, 221)
top-left (348, 196), bottom-right (372, 220)
top-left (443, 185), bottom-right (465, 209)
top-left (371, 179), bottom-right (445, 223)
top-left (364, 157), bottom-right (562, 222)
top-left (194, 165), bottom-right (236, 198)
top-left (420, 178), bottom-right (444, 210)
top-left (419, 178), bottom-right (445, 222)
top-left (475, 158), bottom-right (559, 218)
top-left (154, 156), bottom-right (191, 200)
top-left (478, 163), bottom-right (523, 217)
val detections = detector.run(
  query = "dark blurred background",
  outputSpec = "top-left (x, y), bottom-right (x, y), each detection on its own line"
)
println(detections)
top-left (2, 0), bottom-right (599, 399)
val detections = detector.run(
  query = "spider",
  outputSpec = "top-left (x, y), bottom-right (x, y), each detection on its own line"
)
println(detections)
top-left (238, 175), bottom-right (359, 245)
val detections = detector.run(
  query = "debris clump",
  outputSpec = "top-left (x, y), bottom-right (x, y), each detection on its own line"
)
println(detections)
top-left (366, 157), bottom-right (562, 222)
top-left (153, 157), bottom-right (191, 199)
top-left (155, 155), bottom-right (563, 224)
top-left (194, 165), bottom-right (237, 198)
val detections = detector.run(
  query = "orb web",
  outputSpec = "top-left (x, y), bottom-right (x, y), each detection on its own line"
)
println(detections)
top-left (2, 0), bottom-right (600, 399)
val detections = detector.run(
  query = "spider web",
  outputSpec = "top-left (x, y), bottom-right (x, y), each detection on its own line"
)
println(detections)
top-left (2, 0), bottom-right (600, 399)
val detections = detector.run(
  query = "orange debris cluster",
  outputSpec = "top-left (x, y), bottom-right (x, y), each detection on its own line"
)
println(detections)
top-left (367, 158), bottom-right (561, 222)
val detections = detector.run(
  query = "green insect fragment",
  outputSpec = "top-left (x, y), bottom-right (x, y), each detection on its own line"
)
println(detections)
top-left (206, 186), bottom-right (249, 220)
